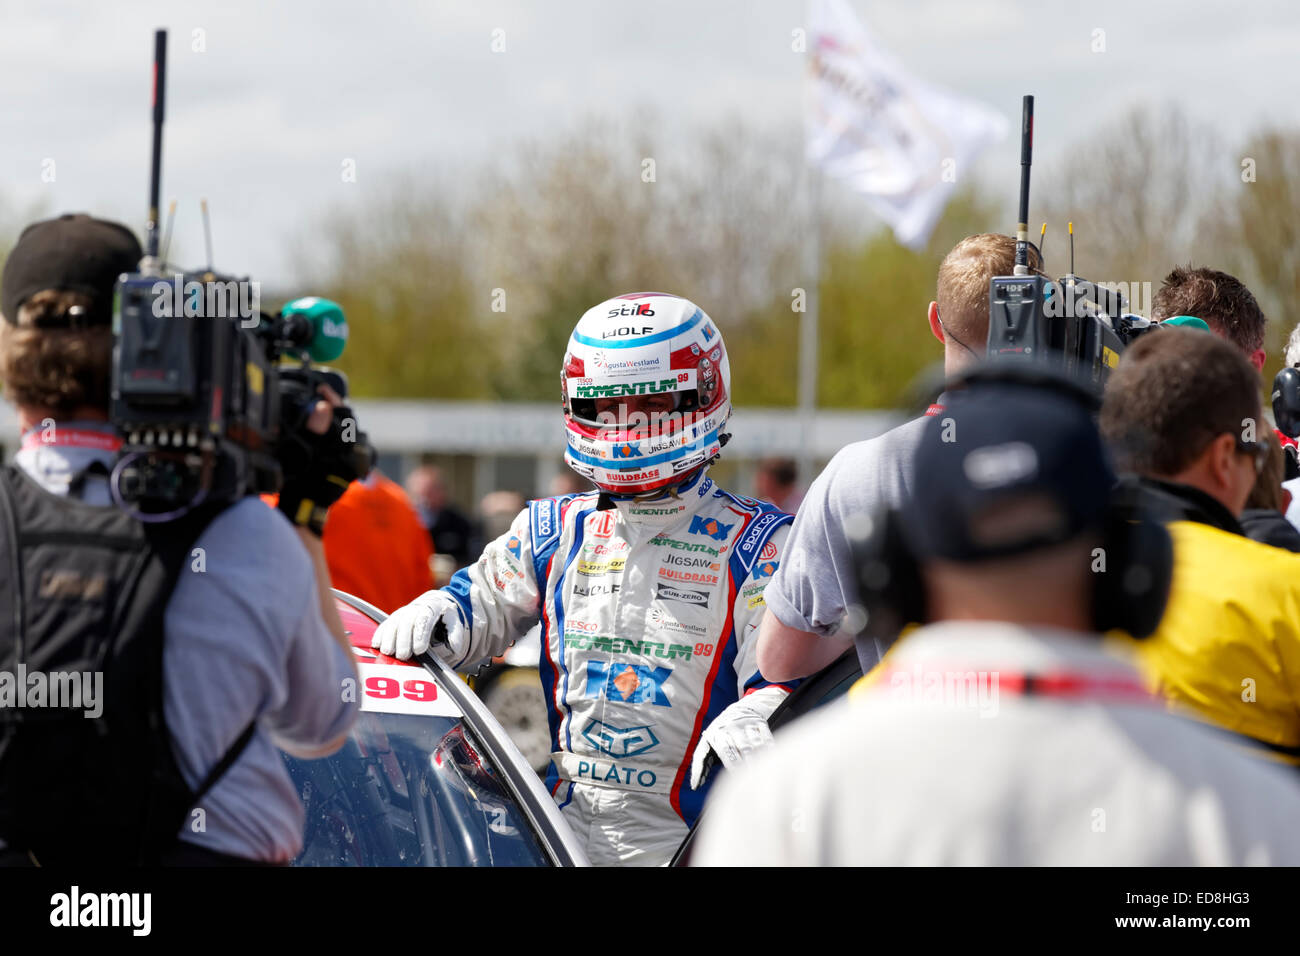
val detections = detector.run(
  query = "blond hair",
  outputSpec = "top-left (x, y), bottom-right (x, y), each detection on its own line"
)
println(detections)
top-left (935, 234), bottom-right (1042, 345)
top-left (0, 289), bottom-right (113, 415)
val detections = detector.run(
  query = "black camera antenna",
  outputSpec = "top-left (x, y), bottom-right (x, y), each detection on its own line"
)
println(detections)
top-left (1069, 221), bottom-right (1076, 275)
top-left (1014, 95), bottom-right (1034, 276)
top-left (143, 29), bottom-right (167, 275)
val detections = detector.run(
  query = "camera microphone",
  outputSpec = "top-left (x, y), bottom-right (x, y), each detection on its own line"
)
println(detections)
top-left (278, 297), bottom-right (348, 363)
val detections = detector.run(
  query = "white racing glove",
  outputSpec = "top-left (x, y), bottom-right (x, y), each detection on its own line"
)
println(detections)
top-left (689, 685), bottom-right (789, 790)
top-left (371, 590), bottom-right (469, 663)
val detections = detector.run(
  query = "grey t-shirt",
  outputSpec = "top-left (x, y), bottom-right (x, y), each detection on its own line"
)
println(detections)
top-left (764, 413), bottom-right (930, 659)
top-left (13, 426), bottom-right (359, 862)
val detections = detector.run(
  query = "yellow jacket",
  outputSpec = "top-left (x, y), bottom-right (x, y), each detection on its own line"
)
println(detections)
top-left (1124, 519), bottom-right (1300, 762)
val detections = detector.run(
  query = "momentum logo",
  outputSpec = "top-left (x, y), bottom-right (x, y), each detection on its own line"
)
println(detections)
top-left (574, 378), bottom-right (681, 399)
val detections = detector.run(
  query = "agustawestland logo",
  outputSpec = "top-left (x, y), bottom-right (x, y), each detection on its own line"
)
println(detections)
top-left (585, 661), bottom-right (672, 706)
top-left (689, 515), bottom-right (732, 541)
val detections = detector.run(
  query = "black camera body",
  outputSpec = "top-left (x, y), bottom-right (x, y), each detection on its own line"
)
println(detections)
top-left (110, 273), bottom-right (280, 514)
top-left (988, 273), bottom-right (1159, 386)
top-left (110, 274), bottom-right (371, 518)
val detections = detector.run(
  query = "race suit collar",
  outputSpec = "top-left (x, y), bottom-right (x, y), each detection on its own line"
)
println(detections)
top-left (608, 469), bottom-right (716, 530)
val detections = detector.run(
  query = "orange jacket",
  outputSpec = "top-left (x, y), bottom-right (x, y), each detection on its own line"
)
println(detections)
top-left (263, 473), bottom-right (436, 613)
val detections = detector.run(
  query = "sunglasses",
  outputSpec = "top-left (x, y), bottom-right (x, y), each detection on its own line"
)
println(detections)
top-left (1235, 437), bottom-right (1270, 475)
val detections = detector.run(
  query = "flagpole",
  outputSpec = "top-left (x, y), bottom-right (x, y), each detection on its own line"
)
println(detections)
top-left (797, 161), bottom-right (822, 492)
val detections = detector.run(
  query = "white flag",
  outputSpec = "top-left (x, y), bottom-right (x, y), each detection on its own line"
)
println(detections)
top-left (806, 0), bottom-right (1008, 249)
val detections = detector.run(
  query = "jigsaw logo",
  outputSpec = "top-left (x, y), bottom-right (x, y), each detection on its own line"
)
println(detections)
top-left (689, 515), bottom-right (732, 542)
top-left (584, 661), bottom-right (672, 706)
top-left (582, 719), bottom-right (660, 757)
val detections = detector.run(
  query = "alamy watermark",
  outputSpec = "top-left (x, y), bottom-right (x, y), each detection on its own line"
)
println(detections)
top-left (0, 664), bottom-right (102, 718)
top-left (150, 274), bottom-right (261, 327)
top-left (887, 666), bottom-right (1000, 718)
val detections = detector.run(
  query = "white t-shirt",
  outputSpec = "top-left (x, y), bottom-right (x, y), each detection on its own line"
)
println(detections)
top-left (694, 621), bottom-right (1300, 866)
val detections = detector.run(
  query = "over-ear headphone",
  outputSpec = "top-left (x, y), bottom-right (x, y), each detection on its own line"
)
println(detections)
top-left (850, 503), bottom-right (1172, 649)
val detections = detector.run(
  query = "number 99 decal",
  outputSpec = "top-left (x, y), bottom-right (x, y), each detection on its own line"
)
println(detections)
top-left (356, 661), bottom-right (463, 717)
top-left (365, 676), bottom-right (438, 702)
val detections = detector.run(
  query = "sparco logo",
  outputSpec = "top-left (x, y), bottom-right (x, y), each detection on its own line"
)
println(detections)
top-left (656, 584), bottom-right (709, 607)
top-left (536, 505), bottom-right (554, 538)
top-left (741, 512), bottom-right (780, 553)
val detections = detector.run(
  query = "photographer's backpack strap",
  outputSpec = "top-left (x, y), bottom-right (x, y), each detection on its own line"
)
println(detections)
top-left (0, 464), bottom-right (235, 865)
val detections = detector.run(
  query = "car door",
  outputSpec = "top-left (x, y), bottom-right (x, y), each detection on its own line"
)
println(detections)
top-left (280, 591), bottom-right (589, 867)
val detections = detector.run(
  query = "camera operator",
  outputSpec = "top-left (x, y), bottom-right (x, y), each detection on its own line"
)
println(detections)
top-left (1101, 327), bottom-right (1300, 766)
top-left (757, 234), bottom-right (1041, 682)
top-left (0, 214), bottom-right (360, 865)
top-left (1151, 265), bottom-right (1268, 372)
top-left (695, 368), bottom-right (1300, 866)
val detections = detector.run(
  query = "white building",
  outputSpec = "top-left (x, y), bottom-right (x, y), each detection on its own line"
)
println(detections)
top-left (0, 399), bottom-right (901, 511)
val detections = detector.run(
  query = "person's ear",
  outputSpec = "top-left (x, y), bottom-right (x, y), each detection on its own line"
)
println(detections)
top-left (1207, 432), bottom-right (1239, 492)
top-left (928, 301), bottom-right (944, 345)
top-left (1250, 348), bottom-right (1267, 372)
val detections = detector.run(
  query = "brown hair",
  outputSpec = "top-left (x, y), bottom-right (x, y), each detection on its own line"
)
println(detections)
top-left (1150, 265), bottom-right (1266, 357)
top-left (935, 234), bottom-right (1042, 348)
top-left (1245, 430), bottom-right (1286, 511)
top-left (0, 290), bottom-right (113, 415)
top-left (1099, 328), bottom-right (1262, 477)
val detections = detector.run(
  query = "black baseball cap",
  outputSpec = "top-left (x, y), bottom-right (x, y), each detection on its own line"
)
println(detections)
top-left (1, 213), bottom-right (142, 328)
top-left (901, 365), bottom-right (1116, 563)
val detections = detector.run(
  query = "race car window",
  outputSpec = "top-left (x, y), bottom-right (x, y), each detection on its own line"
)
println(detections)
top-left (283, 711), bottom-right (551, 867)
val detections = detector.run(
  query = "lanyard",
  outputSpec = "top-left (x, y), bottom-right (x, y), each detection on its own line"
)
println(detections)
top-left (21, 427), bottom-right (122, 453)
top-left (876, 664), bottom-right (1153, 703)
top-left (924, 403), bottom-right (946, 417)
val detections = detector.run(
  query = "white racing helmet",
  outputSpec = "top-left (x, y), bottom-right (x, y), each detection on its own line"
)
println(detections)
top-left (562, 293), bottom-right (732, 496)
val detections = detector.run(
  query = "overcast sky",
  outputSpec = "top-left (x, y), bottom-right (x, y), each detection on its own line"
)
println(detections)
top-left (2, 0), bottom-right (1296, 282)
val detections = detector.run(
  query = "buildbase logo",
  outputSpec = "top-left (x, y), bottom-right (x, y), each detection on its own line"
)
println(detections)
top-left (0, 664), bottom-right (102, 718)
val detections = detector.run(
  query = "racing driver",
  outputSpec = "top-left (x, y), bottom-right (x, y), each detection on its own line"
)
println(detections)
top-left (374, 292), bottom-right (795, 865)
